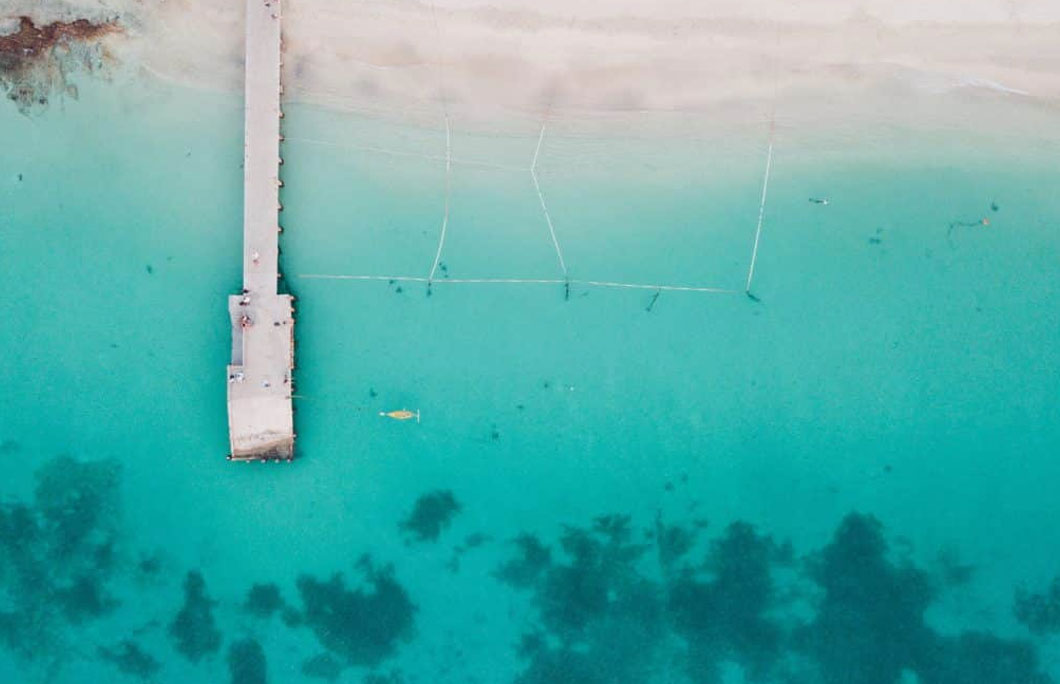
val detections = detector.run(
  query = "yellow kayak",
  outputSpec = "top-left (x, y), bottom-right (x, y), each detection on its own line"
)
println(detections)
top-left (380, 409), bottom-right (420, 423)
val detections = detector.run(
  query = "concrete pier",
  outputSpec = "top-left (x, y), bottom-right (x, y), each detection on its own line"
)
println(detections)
top-left (227, 0), bottom-right (294, 461)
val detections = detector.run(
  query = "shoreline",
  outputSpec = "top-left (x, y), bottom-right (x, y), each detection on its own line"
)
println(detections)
top-left (4, 0), bottom-right (1060, 138)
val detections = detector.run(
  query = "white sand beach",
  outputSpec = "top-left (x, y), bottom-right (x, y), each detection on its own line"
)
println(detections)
top-left (6, 0), bottom-right (1060, 131)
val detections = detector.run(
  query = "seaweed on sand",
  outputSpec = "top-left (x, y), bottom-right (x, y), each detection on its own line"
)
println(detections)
top-left (301, 652), bottom-right (344, 681)
top-left (800, 513), bottom-right (934, 684)
top-left (34, 455), bottom-right (121, 559)
top-left (916, 631), bottom-right (1051, 684)
top-left (97, 640), bottom-right (161, 680)
top-left (168, 570), bottom-right (222, 662)
top-left (54, 573), bottom-right (119, 622)
top-left (0, 455), bottom-right (123, 664)
top-left (669, 522), bottom-right (785, 683)
top-left (399, 490), bottom-right (461, 542)
top-left (503, 515), bottom-right (671, 683)
top-left (800, 513), bottom-right (1052, 684)
top-left (243, 582), bottom-right (286, 618)
top-left (227, 638), bottom-right (267, 684)
top-left (296, 556), bottom-right (416, 667)
top-left (495, 534), bottom-right (551, 588)
top-left (1014, 577), bottom-right (1060, 636)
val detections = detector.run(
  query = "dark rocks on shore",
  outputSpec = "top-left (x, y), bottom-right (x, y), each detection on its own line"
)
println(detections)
top-left (0, 16), bottom-right (121, 114)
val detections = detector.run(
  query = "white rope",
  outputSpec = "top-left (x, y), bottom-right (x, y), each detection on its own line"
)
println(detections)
top-left (426, 1), bottom-right (454, 286)
top-left (301, 274), bottom-right (430, 282)
top-left (744, 23), bottom-right (782, 296)
top-left (427, 116), bottom-right (452, 284)
top-left (577, 279), bottom-right (738, 294)
top-left (530, 122), bottom-right (568, 277)
top-left (299, 273), bottom-right (738, 294)
top-left (745, 120), bottom-right (775, 295)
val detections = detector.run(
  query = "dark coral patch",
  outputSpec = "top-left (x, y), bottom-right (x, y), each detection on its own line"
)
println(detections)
top-left (227, 638), bottom-right (268, 684)
top-left (500, 509), bottom-right (1056, 684)
top-left (503, 515), bottom-right (670, 682)
top-left (495, 534), bottom-right (551, 588)
top-left (301, 652), bottom-right (344, 681)
top-left (400, 490), bottom-right (461, 542)
top-left (538, 515), bottom-right (656, 638)
top-left (168, 571), bottom-right (222, 662)
top-left (917, 631), bottom-right (1051, 684)
top-left (654, 512), bottom-right (698, 572)
top-left (800, 512), bottom-right (1052, 684)
top-left (1015, 577), bottom-right (1060, 636)
top-left (0, 455), bottom-right (123, 663)
top-left (54, 574), bottom-right (119, 622)
top-left (296, 556), bottom-right (415, 667)
top-left (801, 513), bottom-right (934, 684)
top-left (514, 644), bottom-right (611, 684)
top-left (244, 582), bottom-right (286, 618)
top-left (34, 454), bottom-right (121, 559)
top-left (669, 522), bottom-right (783, 682)
top-left (97, 640), bottom-right (160, 680)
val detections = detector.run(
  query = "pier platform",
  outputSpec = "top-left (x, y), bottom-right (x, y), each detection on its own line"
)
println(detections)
top-left (227, 0), bottom-right (294, 461)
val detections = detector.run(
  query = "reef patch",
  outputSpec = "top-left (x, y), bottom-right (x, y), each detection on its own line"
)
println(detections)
top-left (0, 455), bottom-right (122, 666)
top-left (498, 510), bottom-right (1054, 684)
top-left (168, 570), bottom-right (223, 663)
top-left (97, 640), bottom-right (161, 680)
top-left (400, 490), bottom-right (461, 543)
top-left (227, 638), bottom-right (268, 684)
top-left (244, 582), bottom-right (286, 619)
top-left (1015, 577), bottom-right (1060, 636)
top-left (301, 652), bottom-right (344, 681)
top-left (296, 556), bottom-right (416, 667)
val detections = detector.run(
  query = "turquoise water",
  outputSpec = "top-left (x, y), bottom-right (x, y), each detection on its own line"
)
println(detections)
top-left (1, 77), bottom-right (1059, 683)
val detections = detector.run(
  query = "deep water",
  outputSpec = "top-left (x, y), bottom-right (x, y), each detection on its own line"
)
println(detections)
top-left (0, 78), bottom-right (1058, 683)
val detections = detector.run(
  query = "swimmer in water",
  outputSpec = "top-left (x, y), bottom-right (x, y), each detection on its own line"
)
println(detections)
top-left (645, 290), bottom-right (660, 312)
top-left (380, 409), bottom-right (420, 423)
top-left (809, 198), bottom-right (829, 205)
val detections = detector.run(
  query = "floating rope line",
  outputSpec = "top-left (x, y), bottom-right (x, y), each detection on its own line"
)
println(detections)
top-left (744, 23), bottom-right (783, 297)
top-left (576, 279), bottom-right (737, 294)
top-left (299, 273), bottom-right (739, 295)
top-left (744, 124), bottom-right (774, 295)
top-left (530, 121), bottom-right (568, 277)
top-left (427, 115), bottom-right (452, 287)
top-left (426, 1), bottom-right (454, 291)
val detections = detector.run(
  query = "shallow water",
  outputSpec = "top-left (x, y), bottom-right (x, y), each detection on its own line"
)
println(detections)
top-left (1, 77), bottom-right (1059, 683)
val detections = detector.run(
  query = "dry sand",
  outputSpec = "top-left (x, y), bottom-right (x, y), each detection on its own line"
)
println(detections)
top-left (5, 0), bottom-right (1060, 131)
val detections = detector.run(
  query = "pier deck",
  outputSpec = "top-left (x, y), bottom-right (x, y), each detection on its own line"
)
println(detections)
top-left (227, 0), bottom-right (294, 461)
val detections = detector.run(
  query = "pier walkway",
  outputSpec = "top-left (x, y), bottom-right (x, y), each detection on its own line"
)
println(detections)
top-left (227, 0), bottom-right (294, 461)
